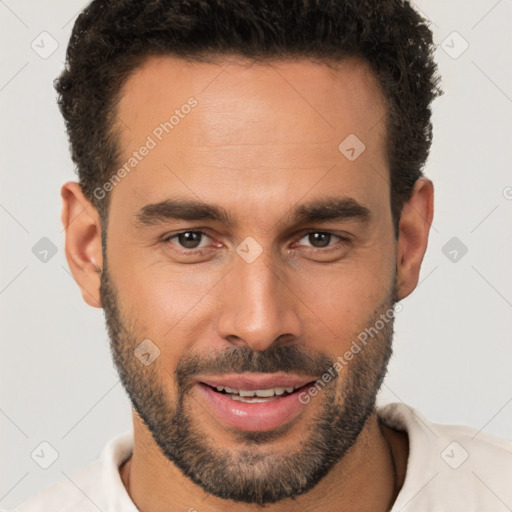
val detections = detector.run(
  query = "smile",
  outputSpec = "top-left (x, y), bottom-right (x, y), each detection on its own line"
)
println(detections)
top-left (195, 374), bottom-right (317, 431)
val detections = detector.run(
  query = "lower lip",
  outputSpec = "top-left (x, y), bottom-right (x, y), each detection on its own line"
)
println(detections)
top-left (196, 383), bottom-right (312, 431)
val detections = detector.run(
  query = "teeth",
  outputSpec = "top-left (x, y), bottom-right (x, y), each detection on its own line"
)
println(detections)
top-left (239, 389), bottom-right (256, 397)
top-left (255, 389), bottom-right (274, 397)
top-left (212, 385), bottom-right (303, 397)
top-left (229, 394), bottom-right (278, 403)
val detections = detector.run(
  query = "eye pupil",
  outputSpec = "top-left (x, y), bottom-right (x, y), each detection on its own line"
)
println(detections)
top-left (178, 232), bottom-right (202, 249)
top-left (309, 232), bottom-right (330, 247)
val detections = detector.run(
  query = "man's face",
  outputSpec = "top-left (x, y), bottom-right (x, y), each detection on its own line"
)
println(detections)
top-left (100, 56), bottom-right (398, 505)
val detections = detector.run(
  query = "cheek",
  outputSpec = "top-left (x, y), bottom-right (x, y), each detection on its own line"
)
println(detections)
top-left (109, 251), bottom-right (224, 348)
top-left (291, 251), bottom-right (395, 351)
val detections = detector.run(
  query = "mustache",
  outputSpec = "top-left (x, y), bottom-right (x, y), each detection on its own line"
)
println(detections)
top-left (174, 343), bottom-right (336, 390)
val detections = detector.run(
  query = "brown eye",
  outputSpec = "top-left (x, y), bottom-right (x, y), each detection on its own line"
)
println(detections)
top-left (307, 232), bottom-right (332, 248)
top-left (297, 231), bottom-right (340, 248)
top-left (177, 232), bottom-right (203, 249)
top-left (292, 231), bottom-right (352, 257)
top-left (165, 231), bottom-right (210, 250)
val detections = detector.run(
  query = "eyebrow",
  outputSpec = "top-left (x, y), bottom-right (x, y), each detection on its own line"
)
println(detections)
top-left (134, 196), bottom-right (370, 228)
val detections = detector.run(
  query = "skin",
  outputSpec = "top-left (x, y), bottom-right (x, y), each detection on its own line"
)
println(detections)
top-left (61, 55), bottom-right (433, 511)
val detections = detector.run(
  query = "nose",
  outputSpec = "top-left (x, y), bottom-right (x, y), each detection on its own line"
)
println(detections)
top-left (216, 249), bottom-right (303, 352)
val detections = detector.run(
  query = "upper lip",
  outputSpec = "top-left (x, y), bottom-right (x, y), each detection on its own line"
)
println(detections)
top-left (198, 373), bottom-right (317, 391)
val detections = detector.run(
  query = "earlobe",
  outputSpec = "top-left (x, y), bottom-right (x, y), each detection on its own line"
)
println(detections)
top-left (395, 178), bottom-right (434, 300)
top-left (61, 182), bottom-right (104, 308)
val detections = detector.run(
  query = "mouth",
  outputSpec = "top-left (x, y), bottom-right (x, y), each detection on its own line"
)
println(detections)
top-left (203, 382), bottom-right (311, 403)
top-left (194, 374), bottom-right (318, 431)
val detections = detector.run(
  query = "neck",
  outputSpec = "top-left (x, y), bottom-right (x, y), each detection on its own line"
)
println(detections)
top-left (119, 410), bottom-right (408, 512)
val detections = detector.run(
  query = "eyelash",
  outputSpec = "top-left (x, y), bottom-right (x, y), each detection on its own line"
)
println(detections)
top-left (161, 230), bottom-right (351, 255)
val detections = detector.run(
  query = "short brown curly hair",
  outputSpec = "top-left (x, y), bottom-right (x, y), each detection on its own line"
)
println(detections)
top-left (55, 0), bottom-right (441, 233)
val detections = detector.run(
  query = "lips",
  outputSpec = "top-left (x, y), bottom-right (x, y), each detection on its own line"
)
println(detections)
top-left (198, 373), bottom-right (317, 392)
top-left (194, 373), bottom-right (319, 431)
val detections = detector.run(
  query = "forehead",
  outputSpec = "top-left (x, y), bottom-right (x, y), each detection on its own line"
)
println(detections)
top-left (110, 55), bottom-right (389, 222)
top-left (116, 54), bottom-right (387, 141)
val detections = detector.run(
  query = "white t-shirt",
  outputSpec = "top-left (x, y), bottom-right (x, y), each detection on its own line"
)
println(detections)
top-left (7, 402), bottom-right (512, 512)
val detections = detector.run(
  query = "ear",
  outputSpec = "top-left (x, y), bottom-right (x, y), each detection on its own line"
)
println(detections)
top-left (395, 177), bottom-right (434, 300)
top-left (61, 182), bottom-right (103, 308)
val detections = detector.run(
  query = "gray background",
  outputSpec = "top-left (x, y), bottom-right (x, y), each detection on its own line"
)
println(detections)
top-left (1, 0), bottom-right (511, 508)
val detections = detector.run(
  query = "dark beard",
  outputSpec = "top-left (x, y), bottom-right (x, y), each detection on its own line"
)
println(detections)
top-left (100, 257), bottom-right (395, 506)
